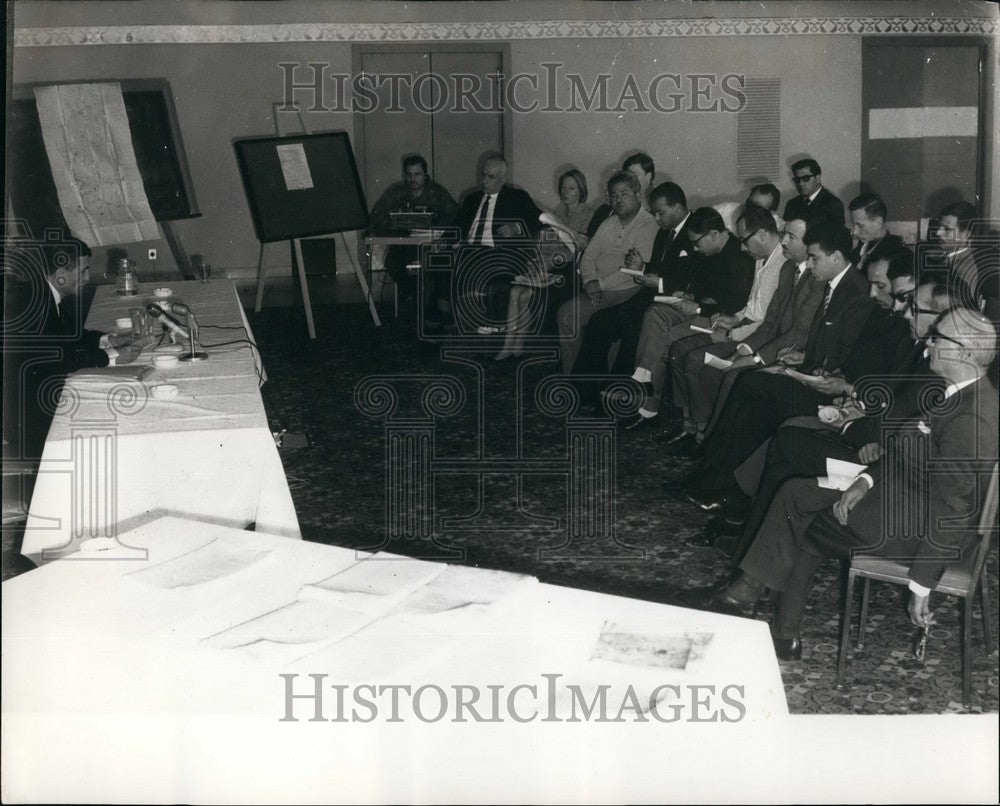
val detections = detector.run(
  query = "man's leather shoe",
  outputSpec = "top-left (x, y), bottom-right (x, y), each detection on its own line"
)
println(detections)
top-left (622, 414), bottom-right (659, 432)
top-left (686, 530), bottom-right (718, 548)
top-left (683, 488), bottom-right (723, 511)
top-left (680, 581), bottom-right (756, 618)
top-left (771, 631), bottom-right (803, 661)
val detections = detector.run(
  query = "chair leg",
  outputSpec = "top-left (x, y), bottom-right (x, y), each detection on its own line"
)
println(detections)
top-left (837, 571), bottom-right (857, 688)
top-left (856, 578), bottom-right (872, 650)
top-left (979, 567), bottom-right (994, 656)
top-left (962, 594), bottom-right (973, 708)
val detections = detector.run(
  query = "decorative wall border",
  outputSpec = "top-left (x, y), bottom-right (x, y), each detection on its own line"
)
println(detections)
top-left (13, 17), bottom-right (998, 47)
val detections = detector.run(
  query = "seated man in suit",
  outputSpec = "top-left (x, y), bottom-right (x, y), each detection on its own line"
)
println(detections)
top-left (624, 207), bottom-right (755, 431)
top-left (452, 155), bottom-right (543, 330)
top-left (664, 205), bottom-right (787, 454)
top-left (782, 158), bottom-right (845, 226)
top-left (569, 182), bottom-right (692, 402)
top-left (933, 201), bottom-right (998, 319)
top-left (3, 231), bottom-right (147, 463)
top-left (556, 171), bottom-right (658, 373)
top-left (694, 257), bottom-right (953, 554)
top-left (367, 154), bottom-right (460, 304)
top-left (690, 308), bottom-right (998, 661)
top-left (848, 192), bottom-right (904, 272)
top-left (680, 223), bottom-right (878, 504)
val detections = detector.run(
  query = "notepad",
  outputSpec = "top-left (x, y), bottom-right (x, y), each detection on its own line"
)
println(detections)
top-left (689, 324), bottom-right (715, 334)
top-left (618, 267), bottom-right (644, 277)
top-left (654, 295), bottom-right (681, 304)
top-left (817, 457), bottom-right (869, 491)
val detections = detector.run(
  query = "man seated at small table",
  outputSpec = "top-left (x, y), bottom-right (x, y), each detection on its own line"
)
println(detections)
top-left (367, 154), bottom-right (460, 303)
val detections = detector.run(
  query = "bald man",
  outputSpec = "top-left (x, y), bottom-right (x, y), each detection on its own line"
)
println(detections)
top-left (448, 156), bottom-right (543, 328)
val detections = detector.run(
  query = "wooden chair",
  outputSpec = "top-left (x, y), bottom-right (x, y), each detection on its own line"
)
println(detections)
top-left (836, 464), bottom-right (999, 707)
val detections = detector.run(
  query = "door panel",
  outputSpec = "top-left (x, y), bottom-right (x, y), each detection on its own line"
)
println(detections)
top-left (360, 52), bottom-right (433, 209)
top-left (428, 51), bottom-right (504, 203)
top-left (862, 39), bottom-right (984, 224)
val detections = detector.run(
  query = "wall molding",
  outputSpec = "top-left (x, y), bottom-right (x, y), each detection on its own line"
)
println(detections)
top-left (13, 17), bottom-right (998, 47)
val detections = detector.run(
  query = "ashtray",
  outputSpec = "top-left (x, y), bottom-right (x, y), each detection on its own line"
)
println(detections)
top-left (151, 384), bottom-right (179, 399)
top-left (153, 354), bottom-right (179, 370)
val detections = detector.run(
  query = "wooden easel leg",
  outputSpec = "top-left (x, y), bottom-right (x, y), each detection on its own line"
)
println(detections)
top-left (342, 233), bottom-right (381, 327)
top-left (292, 239), bottom-right (317, 339)
top-left (254, 244), bottom-right (267, 313)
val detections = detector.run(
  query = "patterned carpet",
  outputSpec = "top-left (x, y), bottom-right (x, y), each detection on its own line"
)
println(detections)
top-left (3, 298), bottom-right (995, 714)
top-left (248, 301), bottom-right (998, 716)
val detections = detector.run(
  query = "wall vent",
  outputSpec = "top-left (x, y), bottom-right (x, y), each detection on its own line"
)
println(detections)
top-left (736, 78), bottom-right (781, 181)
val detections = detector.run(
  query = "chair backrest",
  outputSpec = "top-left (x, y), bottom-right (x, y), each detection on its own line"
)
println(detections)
top-left (967, 464), bottom-right (999, 589)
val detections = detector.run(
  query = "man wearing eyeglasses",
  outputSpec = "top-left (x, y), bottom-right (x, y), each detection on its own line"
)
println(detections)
top-left (624, 207), bottom-right (754, 431)
top-left (693, 264), bottom-right (955, 556)
top-left (782, 158), bottom-right (845, 227)
top-left (662, 206), bottom-right (787, 454)
top-left (689, 308), bottom-right (997, 661)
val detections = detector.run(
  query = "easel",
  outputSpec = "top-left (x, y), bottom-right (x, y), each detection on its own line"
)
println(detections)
top-left (252, 104), bottom-right (381, 337)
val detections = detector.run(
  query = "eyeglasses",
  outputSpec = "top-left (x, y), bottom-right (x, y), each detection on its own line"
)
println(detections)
top-left (907, 297), bottom-right (939, 317)
top-left (792, 174), bottom-right (817, 183)
top-left (739, 228), bottom-right (760, 246)
top-left (926, 330), bottom-right (965, 349)
top-left (891, 291), bottom-right (914, 305)
top-left (690, 231), bottom-right (710, 247)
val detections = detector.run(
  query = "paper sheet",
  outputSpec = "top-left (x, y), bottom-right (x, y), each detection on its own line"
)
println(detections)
top-left (127, 539), bottom-right (270, 589)
top-left (34, 83), bottom-right (159, 246)
top-left (689, 324), bottom-right (715, 334)
top-left (654, 295), bottom-right (681, 304)
top-left (302, 553), bottom-right (446, 614)
top-left (817, 457), bottom-right (869, 491)
top-left (591, 624), bottom-right (714, 671)
top-left (703, 353), bottom-right (733, 370)
top-left (276, 143), bottom-right (314, 190)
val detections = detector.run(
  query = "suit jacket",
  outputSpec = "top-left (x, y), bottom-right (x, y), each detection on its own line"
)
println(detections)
top-left (850, 232), bottom-right (905, 271)
top-left (689, 233), bottom-right (756, 317)
top-left (800, 266), bottom-right (874, 373)
top-left (3, 278), bottom-right (110, 460)
top-left (848, 378), bottom-right (999, 588)
top-left (646, 220), bottom-right (696, 294)
top-left (838, 305), bottom-right (913, 382)
top-left (459, 184), bottom-right (543, 245)
top-left (743, 260), bottom-right (825, 363)
top-left (783, 186), bottom-right (845, 227)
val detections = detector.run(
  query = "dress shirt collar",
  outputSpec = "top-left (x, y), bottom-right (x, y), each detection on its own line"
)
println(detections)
top-left (796, 260), bottom-right (808, 278)
top-left (807, 187), bottom-right (823, 203)
top-left (46, 278), bottom-right (63, 307)
top-left (944, 377), bottom-right (979, 399)
top-left (826, 263), bottom-right (853, 294)
top-left (946, 246), bottom-right (970, 260)
top-left (672, 212), bottom-right (690, 238)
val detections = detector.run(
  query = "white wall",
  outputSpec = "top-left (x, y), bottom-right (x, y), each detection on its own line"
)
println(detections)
top-left (10, 0), bottom-right (996, 281)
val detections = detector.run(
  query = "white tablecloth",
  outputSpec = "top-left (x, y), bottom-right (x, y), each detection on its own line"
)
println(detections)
top-left (20, 281), bottom-right (301, 561)
top-left (7, 517), bottom-right (996, 804)
top-left (4, 516), bottom-right (787, 718)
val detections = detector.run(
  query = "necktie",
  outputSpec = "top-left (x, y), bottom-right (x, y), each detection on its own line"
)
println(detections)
top-left (822, 283), bottom-right (833, 314)
top-left (471, 194), bottom-right (490, 245)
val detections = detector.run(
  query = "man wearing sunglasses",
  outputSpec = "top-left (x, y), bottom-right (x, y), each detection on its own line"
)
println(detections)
top-left (692, 308), bottom-right (997, 661)
top-left (782, 158), bottom-right (845, 227)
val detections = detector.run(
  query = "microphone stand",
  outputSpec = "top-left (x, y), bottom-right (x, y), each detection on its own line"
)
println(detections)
top-left (164, 302), bottom-right (209, 362)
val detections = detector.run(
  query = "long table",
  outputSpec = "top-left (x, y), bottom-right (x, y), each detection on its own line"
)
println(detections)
top-left (20, 281), bottom-right (301, 562)
top-left (5, 516), bottom-right (995, 804)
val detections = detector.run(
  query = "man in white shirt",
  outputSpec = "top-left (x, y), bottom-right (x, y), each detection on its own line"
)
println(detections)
top-left (556, 171), bottom-right (658, 372)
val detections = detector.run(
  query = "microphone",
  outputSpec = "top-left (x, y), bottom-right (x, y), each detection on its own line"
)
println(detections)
top-left (146, 303), bottom-right (190, 340)
top-left (150, 301), bottom-right (208, 362)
